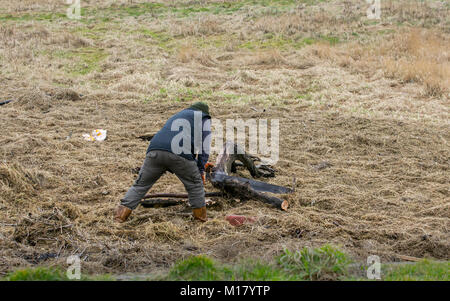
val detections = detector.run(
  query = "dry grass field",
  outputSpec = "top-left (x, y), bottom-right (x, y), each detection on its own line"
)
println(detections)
top-left (0, 0), bottom-right (449, 276)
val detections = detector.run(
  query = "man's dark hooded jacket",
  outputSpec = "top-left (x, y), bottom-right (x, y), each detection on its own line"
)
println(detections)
top-left (147, 103), bottom-right (211, 173)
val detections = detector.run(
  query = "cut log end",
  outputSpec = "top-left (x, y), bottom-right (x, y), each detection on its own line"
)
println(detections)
top-left (281, 200), bottom-right (289, 211)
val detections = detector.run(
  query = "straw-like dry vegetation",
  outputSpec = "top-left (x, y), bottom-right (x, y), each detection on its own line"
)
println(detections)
top-left (0, 0), bottom-right (448, 277)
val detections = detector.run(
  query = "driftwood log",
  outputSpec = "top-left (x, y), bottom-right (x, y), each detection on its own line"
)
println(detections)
top-left (141, 198), bottom-right (184, 208)
top-left (0, 100), bottom-right (13, 106)
top-left (207, 142), bottom-right (291, 211)
top-left (143, 192), bottom-right (223, 199)
top-left (140, 192), bottom-right (223, 208)
top-left (214, 142), bottom-right (276, 178)
top-left (141, 198), bottom-right (217, 208)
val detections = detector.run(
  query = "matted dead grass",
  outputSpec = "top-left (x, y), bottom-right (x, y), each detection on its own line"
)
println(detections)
top-left (0, 0), bottom-right (449, 276)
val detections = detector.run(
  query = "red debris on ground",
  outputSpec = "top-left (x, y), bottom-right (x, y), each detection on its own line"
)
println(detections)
top-left (225, 215), bottom-right (256, 227)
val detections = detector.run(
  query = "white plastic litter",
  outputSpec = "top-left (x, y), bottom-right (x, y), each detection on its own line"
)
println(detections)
top-left (83, 129), bottom-right (107, 141)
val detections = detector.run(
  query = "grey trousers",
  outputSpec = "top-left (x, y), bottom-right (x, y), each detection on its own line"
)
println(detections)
top-left (121, 150), bottom-right (205, 210)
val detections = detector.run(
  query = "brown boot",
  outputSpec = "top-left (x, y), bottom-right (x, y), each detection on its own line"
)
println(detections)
top-left (114, 205), bottom-right (132, 223)
top-left (192, 206), bottom-right (207, 222)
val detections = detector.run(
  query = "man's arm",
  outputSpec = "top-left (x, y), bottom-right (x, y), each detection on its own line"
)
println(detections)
top-left (197, 117), bottom-right (211, 174)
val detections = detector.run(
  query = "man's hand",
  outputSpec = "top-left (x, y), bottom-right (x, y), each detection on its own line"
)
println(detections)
top-left (201, 173), bottom-right (206, 185)
top-left (204, 162), bottom-right (214, 172)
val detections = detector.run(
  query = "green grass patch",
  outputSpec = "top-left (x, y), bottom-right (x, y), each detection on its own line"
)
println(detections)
top-left (163, 245), bottom-right (351, 281)
top-left (319, 35), bottom-right (340, 46)
top-left (0, 12), bottom-right (67, 22)
top-left (135, 28), bottom-right (174, 50)
top-left (295, 93), bottom-right (313, 101)
top-left (172, 0), bottom-right (299, 17)
top-left (88, 3), bottom-right (166, 19)
top-left (79, 0), bottom-right (304, 20)
top-left (4, 252), bottom-right (446, 281)
top-left (232, 260), bottom-right (301, 281)
top-left (277, 245), bottom-right (352, 280)
top-left (210, 3), bottom-right (245, 15)
top-left (71, 23), bottom-right (118, 40)
top-left (123, 3), bottom-right (166, 17)
top-left (238, 34), bottom-right (339, 51)
top-left (172, 6), bottom-right (211, 17)
top-left (2, 267), bottom-right (114, 281)
top-left (163, 255), bottom-right (299, 281)
top-left (2, 267), bottom-right (68, 281)
top-left (0, 0), bottom-right (328, 24)
top-left (52, 47), bottom-right (108, 76)
top-left (165, 255), bottom-right (233, 281)
top-left (193, 34), bottom-right (229, 49)
top-left (383, 260), bottom-right (449, 281)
